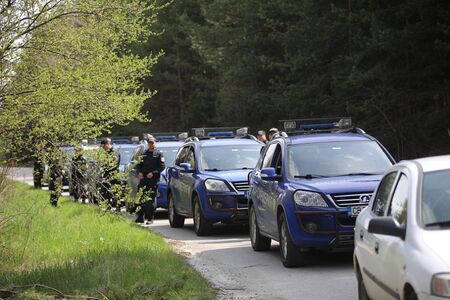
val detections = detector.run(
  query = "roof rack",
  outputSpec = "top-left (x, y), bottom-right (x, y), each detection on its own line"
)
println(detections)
top-left (278, 117), bottom-right (353, 135)
top-left (189, 127), bottom-right (249, 140)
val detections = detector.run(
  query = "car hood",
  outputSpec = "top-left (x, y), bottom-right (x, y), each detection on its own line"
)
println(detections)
top-left (290, 175), bottom-right (383, 194)
top-left (422, 230), bottom-right (450, 268)
top-left (202, 169), bottom-right (251, 183)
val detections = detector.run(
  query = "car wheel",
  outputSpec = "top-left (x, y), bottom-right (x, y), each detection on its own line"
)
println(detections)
top-left (278, 213), bottom-right (306, 267)
top-left (193, 196), bottom-right (212, 236)
top-left (405, 288), bottom-right (418, 300)
top-left (168, 193), bottom-right (184, 228)
top-left (356, 265), bottom-right (369, 300)
top-left (249, 205), bottom-right (271, 251)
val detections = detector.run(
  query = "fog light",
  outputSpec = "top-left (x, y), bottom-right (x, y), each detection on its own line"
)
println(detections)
top-left (305, 222), bottom-right (318, 233)
top-left (213, 202), bottom-right (223, 209)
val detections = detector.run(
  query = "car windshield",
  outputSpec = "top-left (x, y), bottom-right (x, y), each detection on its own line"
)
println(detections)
top-left (200, 144), bottom-right (262, 171)
top-left (117, 147), bottom-right (135, 166)
top-left (158, 146), bottom-right (179, 167)
top-left (422, 169), bottom-right (450, 228)
top-left (287, 141), bottom-right (393, 178)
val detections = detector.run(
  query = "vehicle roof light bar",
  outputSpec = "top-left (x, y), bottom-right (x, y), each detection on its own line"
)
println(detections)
top-left (147, 132), bottom-right (189, 141)
top-left (279, 117), bottom-right (352, 134)
top-left (190, 127), bottom-right (249, 139)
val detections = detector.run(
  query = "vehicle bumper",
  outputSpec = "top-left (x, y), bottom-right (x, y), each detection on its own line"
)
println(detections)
top-left (202, 191), bottom-right (248, 223)
top-left (289, 207), bottom-right (362, 250)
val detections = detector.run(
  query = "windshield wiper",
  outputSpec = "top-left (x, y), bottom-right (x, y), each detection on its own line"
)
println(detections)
top-left (204, 168), bottom-right (222, 171)
top-left (425, 221), bottom-right (450, 227)
top-left (294, 174), bottom-right (328, 179)
top-left (332, 172), bottom-right (382, 177)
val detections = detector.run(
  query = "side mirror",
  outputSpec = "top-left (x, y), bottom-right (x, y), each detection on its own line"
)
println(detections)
top-left (368, 217), bottom-right (406, 240)
top-left (261, 167), bottom-right (279, 181)
top-left (180, 163), bottom-right (194, 173)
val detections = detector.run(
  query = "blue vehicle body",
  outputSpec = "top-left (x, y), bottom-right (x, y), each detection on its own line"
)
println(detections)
top-left (168, 136), bottom-right (263, 235)
top-left (248, 125), bottom-right (395, 267)
top-left (155, 141), bottom-right (184, 208)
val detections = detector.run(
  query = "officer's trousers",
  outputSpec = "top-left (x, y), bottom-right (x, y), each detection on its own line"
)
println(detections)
top-left (135, 179), bottom-right (156, 222)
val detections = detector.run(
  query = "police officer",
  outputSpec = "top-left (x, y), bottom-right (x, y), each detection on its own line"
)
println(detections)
top-left (98, 138), bottom-right (121, 208)
top-left (256, 130), bottom-right (267, 144)
top-left (71, 146), bottom-right (87, 203)
top-left (48, 152), bottom-right (65, 207)
top-left (33, 156), bottom-right (45, 189)
top-left (268, 128), bottom-right (279, 141)
top-left (135, 136), bottom-right (165, 223)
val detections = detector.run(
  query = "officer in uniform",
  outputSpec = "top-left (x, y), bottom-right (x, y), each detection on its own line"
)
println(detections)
top-left (135, 136), bottom-right (165, 223)
top-left (98, 138), bottom-right (121, 208)
top-left (33, 156), bottom-right (45, 189)
top-left (71, 146), bottom-right (87, 203)
top-left (48, 152), bottom-right (65, 207)
top-left (268, 128), bottom-right (279, 141)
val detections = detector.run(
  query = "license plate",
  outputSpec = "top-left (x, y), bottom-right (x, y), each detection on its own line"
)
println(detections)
top-left (348, 206), bottom-right (365, 217)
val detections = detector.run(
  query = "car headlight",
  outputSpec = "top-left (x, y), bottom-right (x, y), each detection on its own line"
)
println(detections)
top-left (294, 190), bottom-right (328, 207)
top-left (432, 273), bottom-right (450, 297)
top-left (205, 179), bottom-right (231, 192)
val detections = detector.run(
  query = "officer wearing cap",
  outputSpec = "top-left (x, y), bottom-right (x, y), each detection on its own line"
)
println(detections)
top-left (135, 135), bottom-right (165, 223)
top-left (268, 128), bottom-right (279, 141)
top-left (256, 130), bottom-right (267, 144)
top-left (98, 137), bottom-right (120, 207)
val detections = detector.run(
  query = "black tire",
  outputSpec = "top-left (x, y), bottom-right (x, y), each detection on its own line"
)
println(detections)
top-left (356, 265), bottom-right (370, 300)
top-left (193, 196), bottom-right (213, 236)
top-left (405, 288), bottom-right (418, 300)
top-left (168, 193), bottom-right (185, 228)
top-left (249, 205), bottom-right (271, 251)
top-left (278, 213), bottom-right (306, 267)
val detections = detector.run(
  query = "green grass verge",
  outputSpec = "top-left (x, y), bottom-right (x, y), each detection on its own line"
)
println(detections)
top-left (0, 182), bottom-right (216, 300)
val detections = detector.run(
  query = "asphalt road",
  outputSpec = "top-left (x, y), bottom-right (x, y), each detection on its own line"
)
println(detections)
top-left (9, 168), bottom-right (357, 300)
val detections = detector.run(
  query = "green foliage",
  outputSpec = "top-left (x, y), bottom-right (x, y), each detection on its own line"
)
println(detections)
top-left (0, 0), bottom-right (162, 161)
top-left (0, 182), bottom-right (215, 299)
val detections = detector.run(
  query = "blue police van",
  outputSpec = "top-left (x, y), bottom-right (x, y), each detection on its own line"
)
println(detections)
top-left (247, 118), bottom-right (395, 267)
top-left (167, 127), bottom-right (263, 236)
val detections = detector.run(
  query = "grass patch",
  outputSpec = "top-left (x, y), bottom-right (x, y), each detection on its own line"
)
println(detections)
top-left (0, 182), bottom-right (215, 299)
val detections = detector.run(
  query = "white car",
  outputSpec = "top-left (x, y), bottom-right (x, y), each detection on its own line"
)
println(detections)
top-left (354, 155), bottom-right (450, 300)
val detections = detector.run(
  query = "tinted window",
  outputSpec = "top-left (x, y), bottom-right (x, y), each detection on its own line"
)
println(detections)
top-left (261, 144), bottom-right (277, 169)
top-left (388, 174), bottom-right (408, 224)
top-left (175, 146), bottom-right (189, 166)
top-left (287, 141), bottom-right (392, 178)
top-left (372, 172), bottom-right (397, 216)
top-left (422, 170), bottom-right (450, 227)
top-left (200, 144), bottom-right (262, 171)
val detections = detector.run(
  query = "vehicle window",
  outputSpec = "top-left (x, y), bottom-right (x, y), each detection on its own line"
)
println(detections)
top-left (388, 174), bottom-right (408, 224)
top-left (158, 146), bottom-right (180, 167)
top-left (186, 147), bottom-right (196, 170)
top-left (372, 172), bottom-right (397, 216)
top-left (287, 141), bottom-right (393, 178)
top-left (273, 145), bottom-right (282, 175)
top-left (261, 144), bottom-right (277, 169)
top-left (175, 146), bottom-right (189, 166)
top-left (422, 169), bottom-right (450, 227)
top-left (200, 144), bottom-right (262, 171)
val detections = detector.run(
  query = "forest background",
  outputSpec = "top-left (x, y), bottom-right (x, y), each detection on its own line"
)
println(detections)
top-left (122, 0), bottom-right (450, 160)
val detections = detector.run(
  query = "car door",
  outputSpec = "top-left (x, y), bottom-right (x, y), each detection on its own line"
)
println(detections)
top-left (265, 143), bottom-right (283, 237)
top-left (180, 146), bottom-right (196, 215)
top-left (171, 146), bottom-right (189, 212)
top-left (371, 171), bottom-right (409, 300)
top-left (358, 171), bottom-right (398, 299)
top-left (251, 143), bottom-right (277, 234)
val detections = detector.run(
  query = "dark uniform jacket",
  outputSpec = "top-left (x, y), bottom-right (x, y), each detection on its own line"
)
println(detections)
top-left (101, 148), bottom-right (121, 179)
top-left (136, 148), bottom-right (165, 187)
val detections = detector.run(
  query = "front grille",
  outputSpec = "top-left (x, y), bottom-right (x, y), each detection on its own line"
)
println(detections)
top-left (330, 192), bottom-right (372, 207)
top-left (232, 181), bottom-right (250, 192)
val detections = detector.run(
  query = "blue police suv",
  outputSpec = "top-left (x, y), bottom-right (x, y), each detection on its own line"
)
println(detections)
top-left (167, 127), bottom-right (263, 236)
top-left (247, 118), bottom-right (395, 267)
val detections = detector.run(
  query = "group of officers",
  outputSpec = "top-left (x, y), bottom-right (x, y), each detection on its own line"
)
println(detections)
top-left (33, 134), bottom-right (165, 224)
top-left (33, 128), bottom-right (277, 221)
